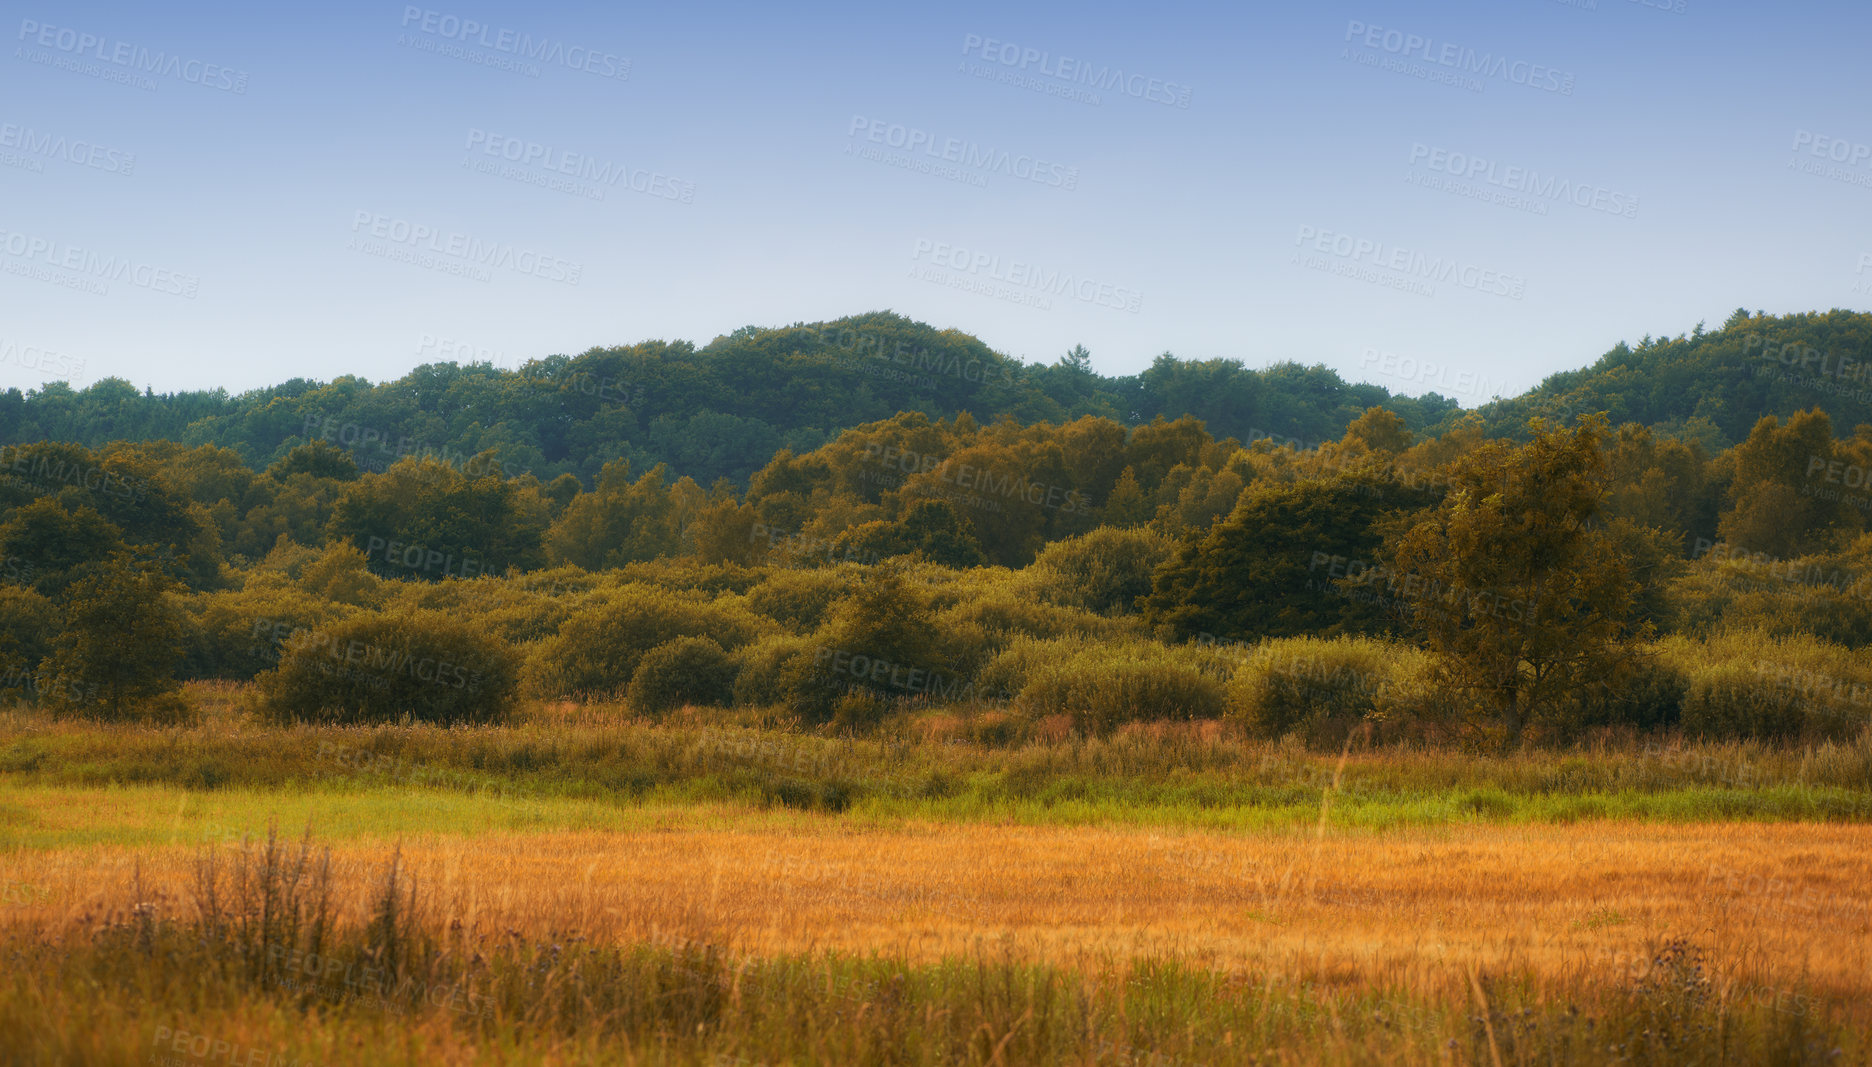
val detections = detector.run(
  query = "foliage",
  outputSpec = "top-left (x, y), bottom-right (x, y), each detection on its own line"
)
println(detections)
top-left (1660, 630), bottom-right (1871, 741)
top-left (256, 608), bottom-right (519, 725)
top-left (11, 312), bottom-right (1872, 743)
top-left (1022, 525), bottom-right (1171, 616)
top-left (1143, 467), bottom-right (1438, 642)
top-left (1226, 635), bottom-right (1449, 746)
top-left (1010, 637), bottom-right (1227, 735)
top-left (1380, 416), bottom-right (1642, 743)
top-left (327, 455), bottom-right (550, 580)
top-left (527, 584), bottom-right (770, 698)
top-left (626, 636), bottom-right (739, 717)
top-left (40, 555), bottom-right (186, 720)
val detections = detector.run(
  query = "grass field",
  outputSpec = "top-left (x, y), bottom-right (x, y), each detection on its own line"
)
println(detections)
top-left (4, 693), bottom-right (1870, 1064)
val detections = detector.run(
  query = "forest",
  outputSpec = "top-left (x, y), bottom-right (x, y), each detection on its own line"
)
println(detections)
top-left (4, 305), bottom-right (1870, 747)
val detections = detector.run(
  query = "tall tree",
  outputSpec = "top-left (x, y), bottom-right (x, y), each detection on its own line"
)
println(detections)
top-left (1379, 415), bottom-right (1640, 744)
top-left (42, 554), bottom-right (183, 717)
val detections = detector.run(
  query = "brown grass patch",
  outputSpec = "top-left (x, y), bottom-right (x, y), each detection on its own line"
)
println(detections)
top-left (8, 819), bottom-right (1868, 1015)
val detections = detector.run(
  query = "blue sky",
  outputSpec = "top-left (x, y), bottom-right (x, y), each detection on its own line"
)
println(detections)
top-left (4, 0), bottom-right (1869, 405)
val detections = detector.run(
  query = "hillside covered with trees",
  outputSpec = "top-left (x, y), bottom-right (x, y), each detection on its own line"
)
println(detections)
top-left (5, 307), bottom-right (1872, 747)
top-left (2, 311), bottom-right (1465, 489)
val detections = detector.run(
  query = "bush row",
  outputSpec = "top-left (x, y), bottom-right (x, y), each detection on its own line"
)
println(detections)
top-left (101, 549), bottom-right (1870, 741)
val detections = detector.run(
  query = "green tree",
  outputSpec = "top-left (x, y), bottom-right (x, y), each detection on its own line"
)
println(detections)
top-left (1718, 408), bottom-right (1857, 557)
top-left (1380, 416), bottom-right (1641, 744)
top-left (1142, 470), bottom-right (1437, 642)
top-left (0, 497), bottom-right (129, 596)
top-left (266, 439), bottom-right (361, 481)
top-left (42, 555), bottom-right (184, 718)
top-left (831, 499), bottom-right (987, 568)
top-left (626, 636), bottom-right (738, 717)
top-left (545, 461), bottom-right (685, 569)
top-left (328, 454), bottom-right (548, 579)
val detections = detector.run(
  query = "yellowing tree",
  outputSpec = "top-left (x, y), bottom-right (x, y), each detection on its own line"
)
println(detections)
top-left (1380, 415), bottom-right (1640, 744)
top-left (1718, 408), bottom-right (1858, 557)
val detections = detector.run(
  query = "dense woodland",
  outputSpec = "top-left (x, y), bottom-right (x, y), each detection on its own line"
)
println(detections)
top-left (4, 306), bottom-right (1871, 746)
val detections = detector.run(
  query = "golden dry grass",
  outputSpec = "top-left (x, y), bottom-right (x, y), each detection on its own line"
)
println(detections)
top-left (10, 819), bottom-right (1869, 1016)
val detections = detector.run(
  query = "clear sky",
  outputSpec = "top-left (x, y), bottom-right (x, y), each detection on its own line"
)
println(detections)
top-left (4, 0), bottom-right (1869, 405)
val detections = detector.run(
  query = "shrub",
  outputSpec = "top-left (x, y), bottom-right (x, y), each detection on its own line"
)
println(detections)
top-left (1023, 526), bottom-right (1172, 615)
top-left (616, 559), bottom-right (766, 597)
top-left (780, 566), bottom-right (971, 723)
top-left (627, 637), bottom-right (739, 717)
top-left (913, 570), bottom-right (1121, 680)
top-left (0, 584), bottom-right (55, 683)
top-left (256, 609), bottom-right (520, 725)
top-left (731, 632), bottom-right (819, 710)
top-left (1680, 662), bottom-right (1809, 740)
top-left (180, 575), bottom-right (355, 681)
top-left (1015, 639), bottom-right (1226, 736)
top-left (743, 567), bottom-right (855, 630)
top-left (1226, 636), bottom-right (1448, 746)
top-left (937, 588), bottom-right (1119, 647)
top-left (1662, 630), bottom-right (1871, 741)
top-left (1662, 537), bottom-right (1872, 647)
top-left (1228, 637), bottom-right (1387, 740)
top-left (384, 570), bottom-right (594, 646)
top-left (527, 584), bottom-right (771, 698)
top-left (1576, 647), bottom-right (1687, 733)
top-left (41, 557), bottom-right (187, 721)
top-left (976, 636), bottom-right (1094, 702)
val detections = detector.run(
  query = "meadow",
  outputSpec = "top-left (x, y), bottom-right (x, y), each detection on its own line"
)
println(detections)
top-left (3, 690), bottom-right (1869, 1065)
top-left (9, 391), bottom-right (1872, 1062)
